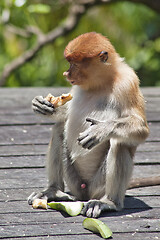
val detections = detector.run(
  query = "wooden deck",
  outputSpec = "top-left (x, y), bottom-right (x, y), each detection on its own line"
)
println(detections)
top-left (0, 87), bottom-right (160, 240)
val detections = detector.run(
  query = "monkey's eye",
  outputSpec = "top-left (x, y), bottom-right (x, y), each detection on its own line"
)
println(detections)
top-left (70, 62), bottom-right (78, 67)
top-left (99, 51), bottom-right (108, 63)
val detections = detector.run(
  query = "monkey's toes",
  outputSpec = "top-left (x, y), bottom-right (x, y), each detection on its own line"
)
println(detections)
top-left (82, 200), bottom-right (102, 218)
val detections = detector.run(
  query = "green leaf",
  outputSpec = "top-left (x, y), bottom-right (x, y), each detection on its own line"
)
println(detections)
top-left (48, 201), bottom-right (84, 216)
top-left (83, 218), bottom-right (112, 239)
top-left (28, 4), bottom-right (51, 14)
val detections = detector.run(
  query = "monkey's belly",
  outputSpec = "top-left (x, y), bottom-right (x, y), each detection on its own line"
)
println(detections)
top-left (73, 142), bottom-right (108, 181)
top-left (74, 144), bottom-right (106, 180)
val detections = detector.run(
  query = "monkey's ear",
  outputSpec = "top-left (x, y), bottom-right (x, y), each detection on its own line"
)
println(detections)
top-left (99, 51), bottom-right (108, 63)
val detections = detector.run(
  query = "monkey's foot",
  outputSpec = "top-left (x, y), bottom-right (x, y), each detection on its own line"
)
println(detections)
top-left (28, 188), bottom-right (76, 205)
top-left (81, 199), bottom-right (117, 218)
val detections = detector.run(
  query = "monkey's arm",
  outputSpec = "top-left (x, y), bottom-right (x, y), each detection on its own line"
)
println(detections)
top-left (78, 111), bottom-right (149, 149)
top-left (32, 96), bottom-right (67, 122)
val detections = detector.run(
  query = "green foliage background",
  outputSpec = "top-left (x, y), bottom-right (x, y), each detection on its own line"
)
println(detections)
top-left (0, 0), bottom-right (160, 87)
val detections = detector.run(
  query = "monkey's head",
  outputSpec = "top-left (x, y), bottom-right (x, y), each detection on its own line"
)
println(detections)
top-left (63, 32), bottom-right (119, 90)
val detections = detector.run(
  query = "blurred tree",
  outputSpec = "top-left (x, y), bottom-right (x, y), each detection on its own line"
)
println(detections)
top-left (0, 0), bottom-right (160, 87)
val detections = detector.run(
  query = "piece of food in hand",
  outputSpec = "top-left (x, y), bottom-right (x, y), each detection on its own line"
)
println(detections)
top-left (32, 199), bottom-right (48, 209)
top-left (48, 201), bottom-right (83, 216)
top-left (83, 218), bottom-right (112, 239)
top-left (45, 93), bottom-right (73, 108)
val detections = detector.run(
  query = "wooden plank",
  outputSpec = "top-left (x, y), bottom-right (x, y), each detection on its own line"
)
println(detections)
top-left (1, 87), bottom-right (159, 108)
top-left (0, 87), bottom-right (70, 103)
top-left (0, 165), bottom-right (159, 190)
top-left (0, 106), bottom-right (159, 125)
top-left (127, 185), bottom-right (160, 196)
top-left (3, 233), bottom-right (160, 240)
top-left (0, 196), bottom-right (158, 214)
top-left (1, 113), bottom-right (158, 127)
top-left (0, 151), bottom-right (159, 169)
top-left (1, 208), bottom-right (160, 225)
top-left (0, 216), bottom-right (159, 238)
top-left (132, 165), bottom-right (160, 179)
top-left (0, 122), bottom-right (159, 145)
top-left (0, 168), bottom-right (47, 189)
top-left (0, 125), bottom-right (52, 145)
top-left (0, 87), bottom-right (70, 110)
top-left (0, 114), bottom-right (53, 125)
top-left (0, 88), bottom-right (70, 118)
top-left (0, 122), bottom-right (154, 145)
top-left (110, 233), bottom-right (160, 240)
top-left (0, 144), bottom-right (48, 156)
top-left (0, 87), bottom-right (159, 240)
top-left (147, 122), bottom-right (160, 141)
top-left (146, 112), bottom-right (160, 121)
top-left (134, 151), bottom-right (160, 164)
top-left (137, 142), bottom-right (160, 152)
top-left (0, 156), bottom-right (45, 169)
top-left (0, 87), bottom-right (159, 102)
top-left (0, 205), bottom-right (160, 239)
top-left (0, 111), bottom-right (160, 125)
top-left (0, 87), bottom-right (159, 118)
top-left (0, 188), bottom-right (43, 201)
top-left (1, 185), bottom-right (160, 202)
top-left (0, 143), bottom-right (159, 159)
top-left (145, 97), bottom-right (160, 112)
top-left (141, 87), bottom-right (160, 97)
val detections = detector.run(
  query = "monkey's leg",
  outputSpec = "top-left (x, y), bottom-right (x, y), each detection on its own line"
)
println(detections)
top-left (28, 122), bottom-right (75, 205)
top-left (82, 139), bottom-right (135, 217)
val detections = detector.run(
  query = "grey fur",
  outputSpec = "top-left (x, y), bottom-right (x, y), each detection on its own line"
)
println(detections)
top-left (28, 84), bottom-right (148, 218)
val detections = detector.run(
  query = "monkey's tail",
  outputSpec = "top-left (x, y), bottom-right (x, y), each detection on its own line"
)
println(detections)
top-left (128, 176), bottom-right (160, 189)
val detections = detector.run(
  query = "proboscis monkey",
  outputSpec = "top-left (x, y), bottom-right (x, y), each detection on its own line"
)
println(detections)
top-left (28, 32), bottom-right (149, 217)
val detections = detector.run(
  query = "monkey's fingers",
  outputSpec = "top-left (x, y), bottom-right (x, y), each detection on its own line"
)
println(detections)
top-left (28, 192), bottom-right (44, 205)
top-left (78, 137), bottom-right (99, 150)
top-left (77, 132), bottom-right (89, 142)
top-left (34, 96), bottom-right (54, 107)
top-left (32, 96), bottom-right (55, 115)
top-left (86, 118), bottom-right (99, 126)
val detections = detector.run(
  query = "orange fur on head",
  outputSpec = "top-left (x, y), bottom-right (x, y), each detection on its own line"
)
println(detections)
top-left (64, 32), bottom-right (116, 62)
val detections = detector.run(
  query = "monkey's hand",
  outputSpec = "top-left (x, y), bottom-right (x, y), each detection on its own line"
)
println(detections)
top-left (82, 199), bottom-right (117, 218)
top-left (32, 96), bottom-right (55, 116)
top-left (78, 118), bottom-right (114, 150)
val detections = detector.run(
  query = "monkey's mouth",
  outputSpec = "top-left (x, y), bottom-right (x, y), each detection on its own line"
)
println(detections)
top-left (67, 79), bottom-right (76, 85)
top-left (70, 80), bottom-right (76, 84)
top-left (63, 71), bottom-right (76, 85)
top-left (66, 77), bottom-right (75, 85)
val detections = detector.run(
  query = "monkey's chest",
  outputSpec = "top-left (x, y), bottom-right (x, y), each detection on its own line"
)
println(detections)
top-left (65, 96), bottom-right (106, 153)
top-left (64, 95), bottom-right (116, 180)
top-left (65, 92), bottom-right (117, 149)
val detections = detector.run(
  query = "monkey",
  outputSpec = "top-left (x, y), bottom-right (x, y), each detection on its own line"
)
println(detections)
top-left (28, 32), bottom-right (149, 218)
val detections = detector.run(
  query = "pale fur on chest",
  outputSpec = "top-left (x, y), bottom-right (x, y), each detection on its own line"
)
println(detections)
top-left (64, 86), bottom-right (119, 180)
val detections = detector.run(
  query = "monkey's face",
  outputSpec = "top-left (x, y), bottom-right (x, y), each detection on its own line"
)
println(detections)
top-left (63, 60), bottom-right (89, 87)
top-left (63, 33), bottom-right (119, 90)
top-left (63, 53), bottom-right (114, 90)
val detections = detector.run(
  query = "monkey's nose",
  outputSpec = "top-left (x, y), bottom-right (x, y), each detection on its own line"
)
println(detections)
top-left (63, 71), bottom-right (69, 77)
